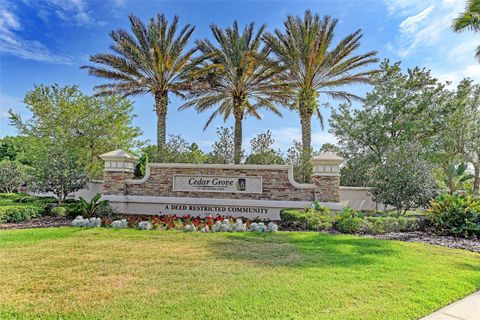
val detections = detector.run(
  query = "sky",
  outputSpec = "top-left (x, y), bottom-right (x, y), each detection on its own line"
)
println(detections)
top-left (0, 0), bottom-right (479, 153)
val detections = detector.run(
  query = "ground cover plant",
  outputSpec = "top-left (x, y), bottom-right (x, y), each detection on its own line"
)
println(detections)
top-left (0, 194), bottom-right (57, 222)
top-left (0, 228), bottom-right (478, 319)
top-left (280, 206), bottom-right (426, 235)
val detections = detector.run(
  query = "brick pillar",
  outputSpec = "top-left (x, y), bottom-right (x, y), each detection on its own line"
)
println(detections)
top-left (99, 150), bottom-right (137, 195)
top-left (311, 152), bottom-right (344, 203)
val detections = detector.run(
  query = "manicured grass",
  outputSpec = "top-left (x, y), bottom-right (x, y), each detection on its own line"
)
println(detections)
top-left (0, 228), bottom-right (479, 319)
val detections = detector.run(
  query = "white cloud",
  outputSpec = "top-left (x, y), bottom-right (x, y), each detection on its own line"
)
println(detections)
top-left (435, 64), bottom-right (480, 86)
top-left (387, 0), bottom-right (466, 58)
top-left (0, 7), bottom-right (70, 63)
top-left (399, 5), bottom-right (434, 34)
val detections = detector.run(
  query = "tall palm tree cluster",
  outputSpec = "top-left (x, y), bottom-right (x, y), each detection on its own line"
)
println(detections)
top-left (82, 10), bottom-right (378, 165)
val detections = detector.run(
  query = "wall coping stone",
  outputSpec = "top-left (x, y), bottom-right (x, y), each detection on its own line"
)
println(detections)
top-left (127, 163), bottom-right (316, 190)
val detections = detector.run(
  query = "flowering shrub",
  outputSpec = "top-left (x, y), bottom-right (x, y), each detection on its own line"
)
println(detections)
top-left (71, 216), bottom-right (101, 227)
top-left (72, 213), bottom-right (279, 232)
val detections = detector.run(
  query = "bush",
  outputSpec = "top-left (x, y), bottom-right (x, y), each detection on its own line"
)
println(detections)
top-left (281, 209), bottom-right (333, 231)
top-left (51, 206), bottom-right (66, 217)
top-left (0, 205), bottom-right (43, 222)
top-left (428, 193), bottom-right (480, 237)
top-left (335, 216), bottom-right (363, 234)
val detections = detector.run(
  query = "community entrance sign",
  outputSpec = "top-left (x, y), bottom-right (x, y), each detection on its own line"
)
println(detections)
top-left (173, 175), bottom-right (262, 193)
top-left (100, 150), bottom-right (345, 220)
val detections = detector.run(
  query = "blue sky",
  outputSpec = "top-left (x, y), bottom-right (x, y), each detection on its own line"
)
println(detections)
top-left (1, 0), bottom-right (479, 152)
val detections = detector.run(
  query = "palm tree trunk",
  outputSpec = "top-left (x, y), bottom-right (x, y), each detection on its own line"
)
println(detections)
top-left (233, 107), bottom-right (243, 164)
top-left (155, 91), bottom-right (168, 163)
top-left (299, 107), bottom-right (312, 152)
top-left (474, 153), bottom-right (480, 196)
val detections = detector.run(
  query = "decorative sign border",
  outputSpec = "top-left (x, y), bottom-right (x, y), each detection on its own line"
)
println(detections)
top-left (172, 174), bottom-right (263, 194)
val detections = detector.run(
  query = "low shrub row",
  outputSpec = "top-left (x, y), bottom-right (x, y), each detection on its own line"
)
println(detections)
top-left (0, 205), bottom-right (44, 222)
top-left (280, 207), bottom-right (422, 234)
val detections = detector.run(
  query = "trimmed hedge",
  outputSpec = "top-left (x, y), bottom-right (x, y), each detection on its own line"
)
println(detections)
top-left (281, 208), bottom-right (422, 234)
top-left (0, 205), bottom-right (44, 222)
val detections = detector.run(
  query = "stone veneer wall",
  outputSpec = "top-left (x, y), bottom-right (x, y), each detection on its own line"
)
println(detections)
top-left (102, 171), bottom-right (134, 195)
top-left (311, 175), bottom-right (340, 202)
top-left (103, 165), bottom-right (316, 202)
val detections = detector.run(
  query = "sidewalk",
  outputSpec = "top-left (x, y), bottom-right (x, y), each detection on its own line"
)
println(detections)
top-left (421, 290), bottom-right (480, 320)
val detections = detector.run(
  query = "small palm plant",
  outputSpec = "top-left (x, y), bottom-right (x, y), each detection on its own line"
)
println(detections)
top-left (82, 14), bottom-right (198, 162)
top-left (452, 0), bottom-right (480, 61)
top-left (77, 193), bottom-right (109, 218)
top-left (181, 21), bottom-right (289, 164)
top-left (442, 163), bottom-right (475, 194)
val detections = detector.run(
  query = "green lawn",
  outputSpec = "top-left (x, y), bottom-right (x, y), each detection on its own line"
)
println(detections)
top-left (0, 228), bottom-right (479, 319)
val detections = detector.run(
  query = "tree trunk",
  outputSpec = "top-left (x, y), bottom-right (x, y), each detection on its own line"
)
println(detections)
top-left (474, 153), bottom-right (480, 196)
top-left (299, 105), bottom-right (313, 183)
top-left (233, 107), bottom-right (243, 164)
top-left (155, 91), bottom-right (168, 163)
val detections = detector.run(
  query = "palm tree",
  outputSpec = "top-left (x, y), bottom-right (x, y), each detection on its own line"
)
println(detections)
top-left (82, 14), bottom-right (197, 162)
top-left (263, 10), bottom-right (378, 158)
top-left (452, 0), bottom-right (480, 61)
top-left (180, 21), bottom-right (289, 164)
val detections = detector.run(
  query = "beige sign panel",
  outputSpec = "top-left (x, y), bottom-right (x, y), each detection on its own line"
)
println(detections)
top-left (173, 175), bottom-right (262, 193)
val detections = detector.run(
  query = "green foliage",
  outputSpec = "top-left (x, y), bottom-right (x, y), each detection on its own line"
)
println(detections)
top-left (371, 143), bottom-right (438, 213)
top-left (245, 131), bottom-right (284, 165)
top-left (28, 143), bottom-right (88, 204)
top-left (263, 10), bottom-right (378, 158)
top-left (0, 136), bottom-right (32, 165)
top-left (452, 0), bottom-right (480, 61)
top-left (76, 193), bottom-right (109, 218)
top-left (330, 60), bottom-right (450, 187)
top-left (428, 193), bottom-right (480, 237)
top-left (9, 84), bottom-right (141, 179)
top-left (285, 141), bottom-right (315, 183)
top-left (207, 127), bottom-right (236, 164)
top-left (82, 14), bottom-right (198, 162)
top-left (441, 163), bottom-right (474, 194)
top-left (51, 207), bottom-right (66, 217)
top-left (0, 160), bottom-right (29, 193)
top-left (281, 208), bottom-right (333, 231)
top-left (0, 205), bottom-right (43, 222)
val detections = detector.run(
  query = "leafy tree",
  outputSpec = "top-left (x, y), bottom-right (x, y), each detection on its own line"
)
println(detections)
top-left (181, 21), bottom-right (288, 164)
top-left (0, 136), bottom-right (32, 165)
top-left (9, 84), bottom-right (141, 179)
top-left (371, 143), bottom-right (438, 214)
top-left (432, 79), bottom-right (480, 195)
top-left (82, 14), bottom-right (198, 162)
top-left (245, 131), bottom-right (284, 165)
top-left (263, 10), bottom-right (378, 164)
top-left (329, 60), bottom-right (449, 186)
top-left (207, 127), bottom-right (236, 164)
top-left (0, 160), bottom-right (28, 193)
top-left (319, 143), bottom-right (341, 154)
top-left (452, 0), bottom-right (480, 61)
top-left (29, 143), bottom-right (88, 204)
top-left (285, 140), bottom-right (317, 183)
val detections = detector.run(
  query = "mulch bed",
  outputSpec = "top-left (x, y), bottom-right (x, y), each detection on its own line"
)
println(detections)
top-left (0, 217), bottom-right (71, 230)
top-left (361, 232), bottom-right (480, 253)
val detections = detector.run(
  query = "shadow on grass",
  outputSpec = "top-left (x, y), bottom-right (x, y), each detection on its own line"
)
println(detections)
top-left (205, 232), bottom-right (399, 269)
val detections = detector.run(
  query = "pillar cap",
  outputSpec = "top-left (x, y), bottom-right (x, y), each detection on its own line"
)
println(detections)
top-left (311, 152), bottom-right (344, 165)
top-left (99, 149), bottom-right (137, 162)
top-left (100, 149), bottom-right (137, 172)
